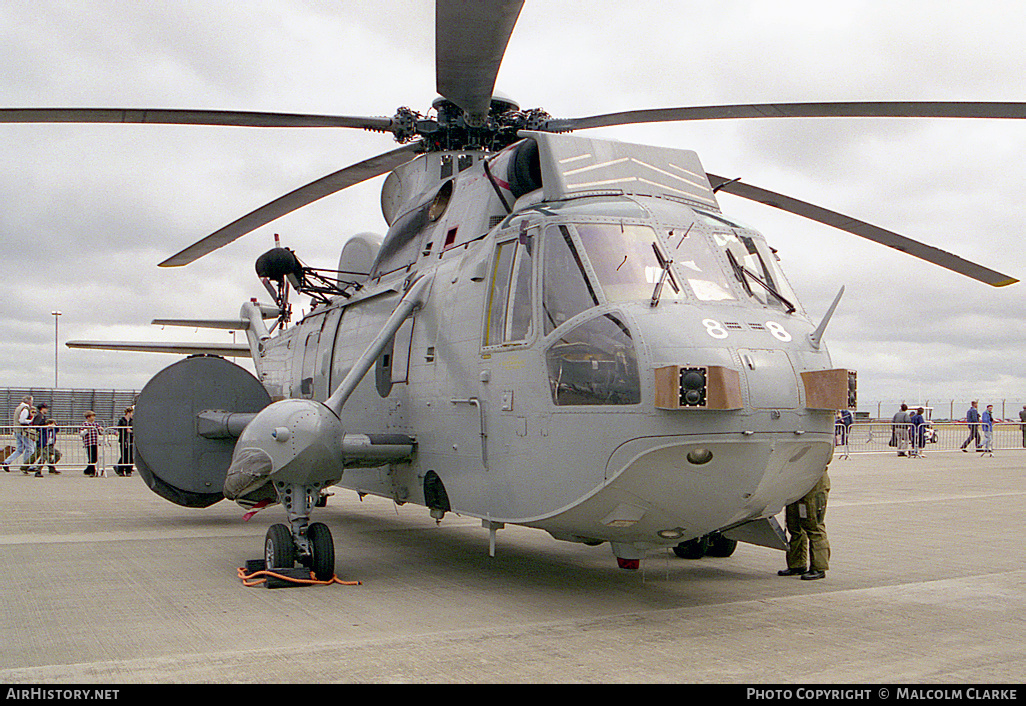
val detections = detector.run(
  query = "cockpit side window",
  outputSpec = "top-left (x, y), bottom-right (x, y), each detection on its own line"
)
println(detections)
top-left (484, 231), bottom-right (535, 347)
top-left (542, 225), bottom-right (599, 334)
top-left (545, 313), bottom-right (641, 406)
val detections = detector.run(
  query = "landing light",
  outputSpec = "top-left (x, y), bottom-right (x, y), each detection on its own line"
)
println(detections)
top-left (657, 527), bottom-right (685, 540)
top-left (687, 448), bottom-right (713, 465)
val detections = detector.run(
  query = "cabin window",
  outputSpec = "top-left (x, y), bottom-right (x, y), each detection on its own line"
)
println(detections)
top-left (574, 223), bottom-right (684, 304)
top-left (545, 313), bottom-right (641, 406)
top-left (542, 225), bottom-right (600, 334)
top-left (484, 232), bottom-right (534, 347)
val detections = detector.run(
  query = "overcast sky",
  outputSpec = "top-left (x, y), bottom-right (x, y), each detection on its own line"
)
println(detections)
top-left (1, 0), bottom-right (1024, 416)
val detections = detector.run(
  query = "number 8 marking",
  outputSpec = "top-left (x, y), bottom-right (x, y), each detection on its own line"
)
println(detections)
top-left (766, 321), bottom-right (791, 342)
top-left (702, 319), bottom-right (728, 339)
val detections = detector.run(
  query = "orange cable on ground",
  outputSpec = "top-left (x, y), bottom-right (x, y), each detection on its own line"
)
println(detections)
top-left (237, 566), bottom-right (361, 587)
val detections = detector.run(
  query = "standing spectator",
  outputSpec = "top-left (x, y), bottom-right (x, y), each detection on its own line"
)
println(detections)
top-left (891, 403), bottom-right (912, 456)
top-left (981, 404), bottom-right (995, 454)
top-left (960, 401), bottom-right (981, 452)
top-left (839, 408), bottom-right (853, 445)
top-left (910, 407), bottom-right (926, 457)
top-left (80, 411), bottom-right (103, 477)
top-left (115, 407), bottom-right (134, 477)
top-left (1019, 405), bottom-right (1026, 448)
top-left (31, 403), bottom-right (61, 475)
top-left (3, 395), bottom-right (35, 472)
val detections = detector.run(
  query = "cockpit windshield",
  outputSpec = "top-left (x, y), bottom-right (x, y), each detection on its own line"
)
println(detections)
top-left (693, 210), bottom-right (797, 313)
top-left (714, 230), bottom-right (796, 312)
top-left (574, 223), bottom-right (685, 305)
top-left (538, 212), bottom-right (796, 316)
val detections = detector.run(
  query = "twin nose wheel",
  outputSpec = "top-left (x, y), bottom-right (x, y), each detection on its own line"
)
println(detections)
top-left (264, 522), bottom-right (336, 581)
top-left (672, 532), bottom-right (737, 559)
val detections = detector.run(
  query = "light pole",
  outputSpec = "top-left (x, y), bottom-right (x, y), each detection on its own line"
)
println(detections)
top-left (51, 310), bottom-right (62, 388)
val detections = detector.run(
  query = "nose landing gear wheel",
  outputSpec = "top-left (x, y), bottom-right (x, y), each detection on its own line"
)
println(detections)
top-left (673, 536), bottom-right (709, 559)
top-left (307, 522), bottom-right (336, 581)
top-left (265, 523), bottom-right (296, 569)
top-left (705, 532), bottom-right (738, 558)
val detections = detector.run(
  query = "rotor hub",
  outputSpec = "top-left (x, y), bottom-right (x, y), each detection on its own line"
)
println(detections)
top-left (399, 94), bottom-right (547, 152)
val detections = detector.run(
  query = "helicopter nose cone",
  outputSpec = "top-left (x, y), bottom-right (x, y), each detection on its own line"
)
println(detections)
top-left (223, 399), bottom-right (345, 500)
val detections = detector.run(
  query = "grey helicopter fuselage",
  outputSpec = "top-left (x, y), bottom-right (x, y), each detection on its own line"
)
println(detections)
top-left (242, 131), bottom-right (840, 562)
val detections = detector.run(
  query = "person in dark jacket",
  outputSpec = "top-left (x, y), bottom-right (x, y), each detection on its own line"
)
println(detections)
top-left (115, 407), bottom-right (134, 476)
top-left (1020, 405), bottom-right (1026, 448)
top-left (960, 401), bottom-right (981, 452)
top-left (910, 407), bottom-right (926, 456)
top-left (30, 403), bottom-right (61, 475)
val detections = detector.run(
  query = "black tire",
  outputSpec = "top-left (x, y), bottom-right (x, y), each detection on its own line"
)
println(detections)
top-left (265, 523), bottom-right (295, 570)
top-left (705, 533), bottom-right (738, 558)
top-left (307, 522), bottom-right (336, 581)
top-left (673, 537), bottom-right (708, 560)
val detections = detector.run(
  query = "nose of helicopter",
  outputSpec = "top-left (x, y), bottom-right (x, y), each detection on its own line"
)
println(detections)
top-left (595, 435), bottom-right (833, 545)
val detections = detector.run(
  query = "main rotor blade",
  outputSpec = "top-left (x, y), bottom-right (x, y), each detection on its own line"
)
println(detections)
top-left (706, 173), bottom-right (1018, 288)
top-left (550, 101), bottom-right (1026, 131)
top-left (436, 0), bottom-right (524, 125)
top-left (160, 143), bottom-right (421, 268)
top-left (0, 108), bottom-right (394, 132)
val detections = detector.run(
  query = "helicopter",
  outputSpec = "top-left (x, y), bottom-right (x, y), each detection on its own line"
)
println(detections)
top-left (3, 0), bottom-right (1022, 578)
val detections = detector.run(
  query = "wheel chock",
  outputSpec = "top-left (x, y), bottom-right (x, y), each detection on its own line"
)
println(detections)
top-left (237, 560), bottom-right (362, 588)
top-left (264, 567), bottom-right (319, 589)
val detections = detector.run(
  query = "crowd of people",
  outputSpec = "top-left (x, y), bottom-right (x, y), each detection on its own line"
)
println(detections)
top-left (831, 401), bottom-right (1026, 456)
top-left (2, 394), bottom-right (134, 477)
top-left (888, 403), bottom-right (932, 457)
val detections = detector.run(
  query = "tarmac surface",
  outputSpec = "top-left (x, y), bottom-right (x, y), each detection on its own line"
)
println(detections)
top-left (1, 449), bottom-right (1023, 684)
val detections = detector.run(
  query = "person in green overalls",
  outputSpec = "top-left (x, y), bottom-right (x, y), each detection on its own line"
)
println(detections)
top-left (777, 467), bottom-right (830, 581)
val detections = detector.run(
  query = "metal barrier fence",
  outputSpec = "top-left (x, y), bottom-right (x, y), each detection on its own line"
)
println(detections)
top-left (2, 425), bottom-right (133, 476)
top-left (834, 422), bottom-right (1026, 456)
